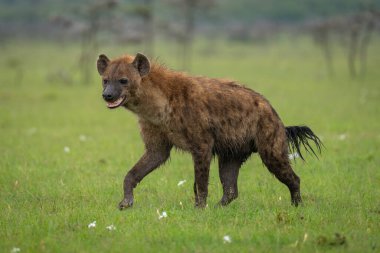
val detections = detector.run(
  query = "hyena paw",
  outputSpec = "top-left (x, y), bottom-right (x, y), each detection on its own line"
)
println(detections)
top-left (215, 194), bottom-right (237, 207)
top-left (195, 199), bottom-right (207, 209)
top-left (291, 192), bottom-right (302, 207)
top-left (118, 197), bottom-right (134, 210)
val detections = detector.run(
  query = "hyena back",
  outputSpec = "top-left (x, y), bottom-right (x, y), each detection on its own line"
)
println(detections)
top-left (96, 53), bottom-right (322, 210)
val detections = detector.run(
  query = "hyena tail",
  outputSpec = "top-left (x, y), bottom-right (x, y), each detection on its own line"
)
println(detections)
top-left (285, 126), bottom-right (323, 160)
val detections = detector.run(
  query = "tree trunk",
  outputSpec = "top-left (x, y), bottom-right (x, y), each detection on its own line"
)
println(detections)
top-left (359, 21), bottom-right (374, 77)
top-left (182, 0), bottom-right (195, 71)
top-left (143, 0), bottom-right (155, 58)
top-left (348, 28), bottom-right (359, 79)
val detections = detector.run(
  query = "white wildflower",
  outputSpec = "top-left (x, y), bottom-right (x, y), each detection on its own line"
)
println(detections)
top-left (288, 153), bottom-right (299, 160)
top-left (10, 247), bottom-right (20, 253)
top-left (79, 135), bottom-right (87, 142)
top-left (177, 180), bottom-right (186, 186)
top-left (88, 221), bottom-right (96, 228)
top-left (279, 196), bottom-right (282, 201)
top-left (26, 127), bottom-right (37, 135)
top-left (290, 240), bottom-right (299, 248)
top-left (63, 146), bottom-right (70, 153)
top-left (157, 209), bottom-right (168, 219)
top-left (338, 134), bottom-right (347, 140)
top-left (106, 224), bottom-right (116, 231)
top-left (223, 235), bottom-right (232, 244)
top-left (303, 233), bottom-right (308, 243)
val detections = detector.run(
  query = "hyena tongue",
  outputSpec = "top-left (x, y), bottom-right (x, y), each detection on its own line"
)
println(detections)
top-left (107, 96), bottom-right (125, 108)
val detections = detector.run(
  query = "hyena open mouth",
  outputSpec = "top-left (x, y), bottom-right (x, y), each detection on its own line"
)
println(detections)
top-left (107, 96), bottom-right (126, 109)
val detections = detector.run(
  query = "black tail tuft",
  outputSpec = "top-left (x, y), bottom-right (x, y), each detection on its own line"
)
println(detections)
top-left (285, 126), bottom-right (323, 160)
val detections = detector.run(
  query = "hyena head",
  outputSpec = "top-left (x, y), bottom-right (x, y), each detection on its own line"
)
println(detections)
top-left (96, 53), bottom-right (150, 109)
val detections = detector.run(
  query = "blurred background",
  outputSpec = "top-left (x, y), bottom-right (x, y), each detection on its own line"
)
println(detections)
top-left (1, 0), bottom-right (380, 158)
top-left (1, 0), bottom-right (379, 83)
top-left (1, 2), bottom-right (380, 251)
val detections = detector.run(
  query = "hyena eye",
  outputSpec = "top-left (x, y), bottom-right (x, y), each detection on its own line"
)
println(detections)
top-left (103, 79), bottom-right (108, 85)
top-left (119, 78), bottom-right (128, 85)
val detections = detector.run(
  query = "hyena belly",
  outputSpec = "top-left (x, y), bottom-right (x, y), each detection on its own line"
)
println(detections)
top-left (205, 87), bottom-right (262, 159)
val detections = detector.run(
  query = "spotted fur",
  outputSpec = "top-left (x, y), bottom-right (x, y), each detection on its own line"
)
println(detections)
top-left (96, 53), bottom-right (322, 209)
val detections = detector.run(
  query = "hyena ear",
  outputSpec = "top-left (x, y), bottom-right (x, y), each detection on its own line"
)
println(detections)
top-left (97, 54), bottom-right (110, 75)
top-left (132, 53), bottom-right (150, 77)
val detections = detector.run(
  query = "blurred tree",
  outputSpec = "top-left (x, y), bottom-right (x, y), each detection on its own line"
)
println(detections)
top-left (345, 10), bottom-right (379, 78)
top-left (79, 0), bottom-right (118, 84)
top-left (310, 20), bottom-right (336, 77)
top-left (165, 0), bottom-right (216, 71)
top-left (355, 10), bottom-right (378, 76)
top-left (309, 9), bottom-right (379, 78)
top-left (130, 0), bottom-right (155, 57)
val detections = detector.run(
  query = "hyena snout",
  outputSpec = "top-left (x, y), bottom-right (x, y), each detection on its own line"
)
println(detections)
top-left (102, 85), bottom-right (121, 102)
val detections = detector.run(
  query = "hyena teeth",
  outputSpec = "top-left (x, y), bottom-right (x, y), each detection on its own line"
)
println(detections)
top-left (107, 96), bottom-right (125, 108)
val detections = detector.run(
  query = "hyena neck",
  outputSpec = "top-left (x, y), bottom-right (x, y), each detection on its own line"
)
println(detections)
top-left (128, 68), bottom-right (171, 125)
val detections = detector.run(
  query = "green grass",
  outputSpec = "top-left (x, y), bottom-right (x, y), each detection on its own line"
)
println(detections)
top-left (0, 37), bottom-right (379, 252)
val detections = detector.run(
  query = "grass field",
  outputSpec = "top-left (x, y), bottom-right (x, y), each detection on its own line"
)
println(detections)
top-left (0, 37), bottom-right (379, 252)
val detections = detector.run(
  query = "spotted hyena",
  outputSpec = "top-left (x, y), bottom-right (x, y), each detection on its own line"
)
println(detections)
top-left (96, 53), bottom-right (322, 210)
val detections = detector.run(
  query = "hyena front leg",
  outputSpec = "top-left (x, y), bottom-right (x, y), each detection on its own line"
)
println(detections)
top-left (119, 149), bottom-right (171, 210)
top-left (119, 121), bottom-right (172, 210)
top-left (191, 141), bottom-right (213, 208)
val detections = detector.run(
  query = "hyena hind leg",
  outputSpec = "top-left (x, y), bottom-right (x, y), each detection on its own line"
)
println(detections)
top-left (216, 156), bottom-right (244, 206)
top-left (260, 151), bottom-right (302, 206)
